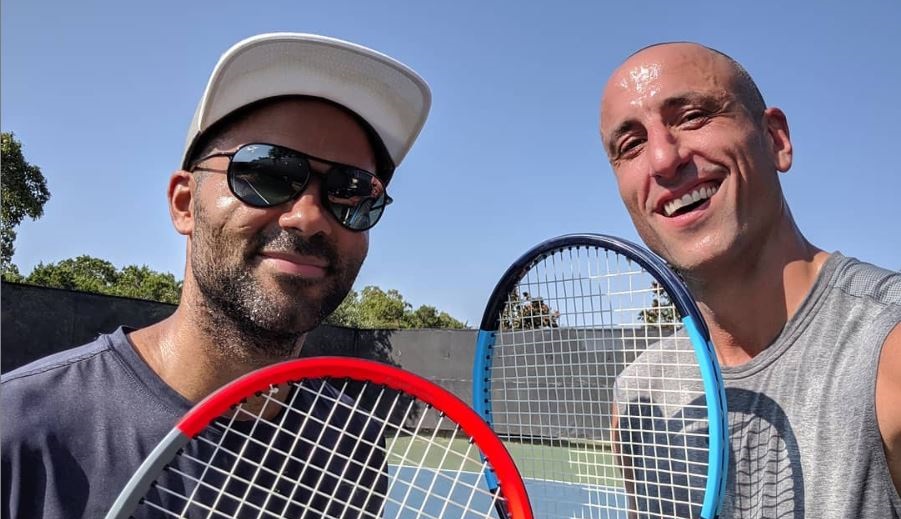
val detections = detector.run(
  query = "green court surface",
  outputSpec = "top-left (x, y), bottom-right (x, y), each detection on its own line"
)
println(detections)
top-left (387, 433), bottom-right (623, 487)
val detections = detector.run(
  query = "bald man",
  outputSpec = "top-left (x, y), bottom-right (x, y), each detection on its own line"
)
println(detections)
top-left (600, 42), bottom-right (901, 518)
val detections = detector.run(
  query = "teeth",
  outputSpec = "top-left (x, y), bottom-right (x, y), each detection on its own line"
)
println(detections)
top-left (664, 185), bottom-right (718, 216)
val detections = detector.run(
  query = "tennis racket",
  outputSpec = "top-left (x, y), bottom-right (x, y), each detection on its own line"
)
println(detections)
top-left (473, 234), bottom-right (727, 519)
top-left (106, 357), bottom-right (533, 519)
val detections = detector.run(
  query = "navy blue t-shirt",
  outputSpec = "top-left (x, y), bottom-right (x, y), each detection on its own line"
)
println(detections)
top-left (2, 328), bottom-right (385, 518)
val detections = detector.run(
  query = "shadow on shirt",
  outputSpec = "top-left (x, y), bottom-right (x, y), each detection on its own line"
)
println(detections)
top-left (619, 388), bottom-right (804, 518)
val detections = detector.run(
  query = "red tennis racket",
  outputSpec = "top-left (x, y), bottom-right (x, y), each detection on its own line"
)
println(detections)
top-left (105, 357), bottom-right (532, 519)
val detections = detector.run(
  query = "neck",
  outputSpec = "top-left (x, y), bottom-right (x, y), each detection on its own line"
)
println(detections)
top-left (685, 216), bottom-right (828, 367)
top-left (128, 287), bottom-right (306, 403)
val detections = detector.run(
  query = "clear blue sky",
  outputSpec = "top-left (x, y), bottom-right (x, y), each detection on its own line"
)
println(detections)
top-left (3, 0), bottom-right (899, 326)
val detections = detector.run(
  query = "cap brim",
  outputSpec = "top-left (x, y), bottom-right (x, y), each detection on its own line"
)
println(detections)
top-left (183, 33), bottom-right (431, 174)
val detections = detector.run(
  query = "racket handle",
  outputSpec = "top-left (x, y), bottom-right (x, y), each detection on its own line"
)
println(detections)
top-left (494, 499), bottom-right (511, 519)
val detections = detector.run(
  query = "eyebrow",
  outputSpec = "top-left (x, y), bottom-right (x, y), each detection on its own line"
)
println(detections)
top-left (660, 92), bottom-right (726, 112)
top-left (604, 91), bottom-right (727, 155)
top-left (605, 120), bottom-right (641, 156)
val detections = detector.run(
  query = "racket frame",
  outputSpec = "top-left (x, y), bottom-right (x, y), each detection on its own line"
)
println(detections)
top-left (472, 233), bottom-right (728, 519)
top-left (107, 356), bottom-right (533, 519)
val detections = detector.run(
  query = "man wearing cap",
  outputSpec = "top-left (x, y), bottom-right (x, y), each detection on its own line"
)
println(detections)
top-left (1, 33), bottom-right (430, 518)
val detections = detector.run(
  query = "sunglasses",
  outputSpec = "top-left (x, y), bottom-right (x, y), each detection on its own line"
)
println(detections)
top-left (190, 143), bottom-right (392, 231)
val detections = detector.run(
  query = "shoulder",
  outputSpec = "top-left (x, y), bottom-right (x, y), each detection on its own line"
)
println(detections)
top-left (1, 332), bottom-right (122, 512)
top-left (1, 330), bottom-right (127, 396)
top-left (3, 334), bottom-right (112, 384)
top-left (1, 330), bottom-right (130, 444)
top-left (811, 253), bottom-right (901, 343)
top-left (1, 329), bottom-right (185, 517)
top-left (2, 333), bottom-right (115, 391)
top-left (827, 253), bottom-right (901, 306)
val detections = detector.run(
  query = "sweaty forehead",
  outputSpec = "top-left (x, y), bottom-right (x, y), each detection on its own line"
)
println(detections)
top-left (611, 44), bottom-right (734, 92)
top-left (601, 44), bottom-right (737, 126)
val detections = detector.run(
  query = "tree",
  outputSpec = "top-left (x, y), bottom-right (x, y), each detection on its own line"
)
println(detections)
top-left (23, 255), bottom-right (182, 304)
top-left (325, 286), bottom-right (466, 329)
top-left (114, 265), bottom-right (182, 304)
top-left (1, 263), bottom-right (25, 283)
top-left (500, 290), bottom-right (560, 330)
top-left (358, 286), bottom-right (408, 329)
top-left (1, 132), bottom-right (51, 274)
top-left (17, 253), bottom-right (462, 326)
top-left (27, 256), bottom-right (118, 293)
top-left (328, 290), bottom-right (364, 328)
top-left (638, 281), bottom-right (679, 325)
top-left (403, 305), bottom-right (464, 329)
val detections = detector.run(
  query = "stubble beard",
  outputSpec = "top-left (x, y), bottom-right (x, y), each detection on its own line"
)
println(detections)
top-left (630, 212), bottom-right (722, 295)
top-left (190, 212), bottom-right (362, 363)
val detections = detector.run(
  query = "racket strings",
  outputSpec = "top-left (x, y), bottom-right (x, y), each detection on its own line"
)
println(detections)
top-left (490, 246), bottom-right (710, 518)
top-left (136, 379), bottom-right (511, 519)
top-left (212, 382), bottom-right (312, 518)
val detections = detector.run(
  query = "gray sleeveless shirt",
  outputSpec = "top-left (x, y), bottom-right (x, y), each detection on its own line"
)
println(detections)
top-left (718, 253), bottom-right (901, 518)
top-left (616, 252), bottom-right (901, 518)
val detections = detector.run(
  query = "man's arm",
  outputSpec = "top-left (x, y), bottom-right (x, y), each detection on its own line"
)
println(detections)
top-left (876, 322), bottom-right (901, 494)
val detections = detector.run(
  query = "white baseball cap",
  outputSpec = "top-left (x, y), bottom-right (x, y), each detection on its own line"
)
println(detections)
top-left (181, 32), bottom-right (431, 182)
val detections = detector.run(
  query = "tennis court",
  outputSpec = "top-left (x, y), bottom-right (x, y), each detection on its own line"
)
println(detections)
top-left (387, 434), bottom-right (630, 518)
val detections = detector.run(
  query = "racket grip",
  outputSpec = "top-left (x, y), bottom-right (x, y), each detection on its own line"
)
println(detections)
top-left (494, 498), bottom-right (511, 519)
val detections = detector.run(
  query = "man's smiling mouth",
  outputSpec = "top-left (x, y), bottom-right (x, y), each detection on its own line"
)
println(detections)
top-left (663, 183), bottom-right (720, 217)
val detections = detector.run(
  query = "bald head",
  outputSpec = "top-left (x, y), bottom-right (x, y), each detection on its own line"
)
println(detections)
top-left (627, 43), bottom-right (764, 111)
top-left (600, 43), bottom-right (766, 155)
top-left (597, 41), bottom-right (794, 273)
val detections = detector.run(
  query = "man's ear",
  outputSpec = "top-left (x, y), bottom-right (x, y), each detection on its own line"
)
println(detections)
top-left (169, 170), bottom-right (195, 236)
top-left (763, 107), bottom-right (793, 173)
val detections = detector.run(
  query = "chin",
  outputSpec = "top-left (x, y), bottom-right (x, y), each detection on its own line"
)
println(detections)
top-left (646, 231), bottom-right (731, 273)
top-left (270, 285), bottom-right (344, 326)
top-left (253, 300), bottom-right (322, 333)
top-left (672, 243), bottom-right (738, 278)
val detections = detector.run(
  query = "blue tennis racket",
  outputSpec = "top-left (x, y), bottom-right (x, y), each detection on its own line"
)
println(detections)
top-left (473, 234), bottom-right (728, 519)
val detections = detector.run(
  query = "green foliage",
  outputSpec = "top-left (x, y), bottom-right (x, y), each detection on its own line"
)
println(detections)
top-left (500, 290), bottom-right (560, 330)
top-left (327, 290), bottom-right (364, 328)
top-left (404, 304), bottom-right (466, 329)
top-left (0, 263), bottom-right (25, 283)
top-left (12, 252), bottom-right (459, 326)
top-left (28, 256), bottom-right (117, 293)
top-left (358, 286), bottom-right (407, 329)
top-left (23, 255), bottom-right (182, 304)
top-left (1, 132), bottom-right (51, 273)
top-left (115, 265), bottom-right (183, 304)
top-left (638, 281), bottom-right (679, 324)
top-left (325, 286), bottom-right (466, 329)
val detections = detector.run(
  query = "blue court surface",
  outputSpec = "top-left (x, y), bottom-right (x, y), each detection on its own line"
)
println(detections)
top-left (385, 466), bottom-right (628, 518)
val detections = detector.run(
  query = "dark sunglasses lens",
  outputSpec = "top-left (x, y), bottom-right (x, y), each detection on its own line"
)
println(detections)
top-left (228, 144), bottom-right (309, 207)
top-left (324, 168), bottom-right (389, 231)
